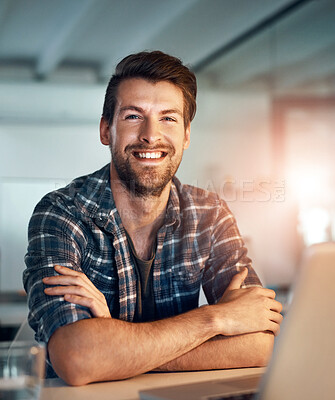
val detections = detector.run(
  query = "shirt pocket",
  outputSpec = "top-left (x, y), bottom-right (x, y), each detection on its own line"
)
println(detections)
top-left (170, 259), bottom-right (203, 313)
top-left (172, 258), bottom-right (202, 286)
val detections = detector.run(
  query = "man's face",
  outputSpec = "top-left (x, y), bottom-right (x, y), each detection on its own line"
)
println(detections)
top-left (101, 78), bottom-right (190, 197)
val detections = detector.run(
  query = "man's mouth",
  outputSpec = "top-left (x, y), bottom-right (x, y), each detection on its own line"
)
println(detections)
top-left (133, 151), bottom-right (167, 160)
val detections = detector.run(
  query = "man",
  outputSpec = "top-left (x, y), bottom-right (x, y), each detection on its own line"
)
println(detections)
top-left (23, 51), bottom-right (283, 386)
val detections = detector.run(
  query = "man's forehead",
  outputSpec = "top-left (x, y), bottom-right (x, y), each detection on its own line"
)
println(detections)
top-left (115, 78), bottom-right (184, 108)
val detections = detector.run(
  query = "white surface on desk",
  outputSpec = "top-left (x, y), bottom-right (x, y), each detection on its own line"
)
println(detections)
top-left (41, 367), bottom-right (265, 400)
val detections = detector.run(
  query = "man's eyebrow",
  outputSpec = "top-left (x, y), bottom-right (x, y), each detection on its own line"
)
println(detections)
top-left (119, 106), bottom-right (183, 117)
top-left (160, 108), bottom-right (183, 117)
top-left (119, 105), bottom-right (144, 113)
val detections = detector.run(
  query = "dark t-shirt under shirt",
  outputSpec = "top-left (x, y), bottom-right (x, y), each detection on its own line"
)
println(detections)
top-left (125, 231), bottom-right (156, 322)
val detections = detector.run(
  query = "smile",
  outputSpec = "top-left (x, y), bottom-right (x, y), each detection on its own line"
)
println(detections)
top-left (133, 151), bottom-right (167, 159)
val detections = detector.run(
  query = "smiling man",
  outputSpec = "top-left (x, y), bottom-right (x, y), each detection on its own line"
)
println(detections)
top-left (23, 51), bottom-right (283, 385)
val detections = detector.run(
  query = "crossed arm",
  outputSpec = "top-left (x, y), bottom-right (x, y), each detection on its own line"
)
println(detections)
top-left (44, 266), bottom-right (282, 386)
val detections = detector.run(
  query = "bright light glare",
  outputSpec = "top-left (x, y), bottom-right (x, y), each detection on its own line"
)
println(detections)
top-left (288, 166), bottom-right (329, 206)
top-left (298, 207), bottom-right (330, 246)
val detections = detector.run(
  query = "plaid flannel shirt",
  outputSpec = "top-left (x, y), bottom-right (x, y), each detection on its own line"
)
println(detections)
top-left (23, 163), bottom-right (261, 377)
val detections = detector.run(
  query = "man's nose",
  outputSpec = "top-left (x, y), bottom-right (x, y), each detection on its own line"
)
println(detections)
top-left (138, 118), bottom-right (162, 144)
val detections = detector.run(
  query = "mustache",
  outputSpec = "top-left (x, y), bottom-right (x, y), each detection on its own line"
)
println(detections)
top-left (125, 143), bottom-right (174, 153)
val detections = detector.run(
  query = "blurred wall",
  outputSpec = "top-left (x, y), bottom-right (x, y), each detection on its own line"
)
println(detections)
top-left (0, 82), bottom-right (109, 179)
top-left (0, 82), bottom-right (110, 291)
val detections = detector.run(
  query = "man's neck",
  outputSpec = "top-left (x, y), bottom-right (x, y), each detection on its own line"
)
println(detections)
top-left (110, 165), bottom-right (171, 259)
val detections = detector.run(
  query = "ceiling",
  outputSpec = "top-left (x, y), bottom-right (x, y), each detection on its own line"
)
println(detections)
top-left (200, 0), bottom-right (335, 96)
top-left (0, 0), bottom-right (297, 84)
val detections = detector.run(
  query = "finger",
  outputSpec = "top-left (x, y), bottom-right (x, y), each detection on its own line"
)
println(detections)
top-left (47, 268), bottom-right (101, 299)
top-left (63, 294), bottom-right (110, 318)
top-left (43, 275), bottom-right (82, 285)
top-left (265, 321), bottom-right (280, 336)
top-left (269, 299), bottom-right (283, 313)
top-left (54, 265), bottom-right (81, 277)
top-left (43, 275), bottom-right (94, 290)
top-left (269, 310), bottom-right (283, 325)
top-left (43, 275), bottom-right (97, 299)
top-left (44, 285), bottom-right (102, 303)
top-left (260, 288), bottom-right (276, 299)
top-left (264, 297), bottom-right (283, 313)
top-left (227, 268), bottom-right (248, 291)
top-left (267, 320), bottom-right (281, 336)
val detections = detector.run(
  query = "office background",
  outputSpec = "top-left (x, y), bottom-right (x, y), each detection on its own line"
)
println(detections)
top-left (0, 0), bottom-right (334, 298)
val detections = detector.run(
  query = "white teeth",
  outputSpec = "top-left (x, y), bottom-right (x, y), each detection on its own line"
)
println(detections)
top-left (137, 152), bottom-right (163, 159)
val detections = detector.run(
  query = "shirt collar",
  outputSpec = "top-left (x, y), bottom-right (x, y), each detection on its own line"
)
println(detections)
top-left (74, 163), bottom-right (115, 219)
top-left (165, 177), bottom-right (181, 230)
top-left (75, 163), bottom-right (181, 230)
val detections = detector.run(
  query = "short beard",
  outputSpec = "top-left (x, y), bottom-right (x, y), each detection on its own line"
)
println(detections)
top-left (110, 143), bottom-right (182, 198)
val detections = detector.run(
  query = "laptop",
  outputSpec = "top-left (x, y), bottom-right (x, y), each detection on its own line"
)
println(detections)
top-left (139, 242), bottom-right (335, 400)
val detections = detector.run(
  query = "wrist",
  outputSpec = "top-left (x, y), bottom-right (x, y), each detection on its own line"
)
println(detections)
top-left (198, 304), bottom-right (222, 337)
top-left (206, 303), bottom-right (234, 336)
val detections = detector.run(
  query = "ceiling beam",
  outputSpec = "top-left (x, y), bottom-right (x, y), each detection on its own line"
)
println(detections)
top-left (193, 0), bottom-right (311, 73)
top-left (201, 0), bottom-right (335, 91)
top-left (36, 0), bottom-right (96, 79)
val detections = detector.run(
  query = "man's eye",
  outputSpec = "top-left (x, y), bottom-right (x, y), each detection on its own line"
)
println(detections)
top-left (163, 117), bottom-right (176, 122)
top-left (125, 114), bottom-right (140, 120)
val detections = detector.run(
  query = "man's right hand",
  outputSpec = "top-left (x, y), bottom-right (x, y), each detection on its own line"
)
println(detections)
top-left (214, 268), bottom-right (283, 337)
top-left (43, 265), bottom-right (111, 319)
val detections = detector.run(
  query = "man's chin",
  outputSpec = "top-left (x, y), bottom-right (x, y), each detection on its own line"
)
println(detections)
top-left (111, 153), bottom-right (179, 198)
top-left (125, 178), bottom-right (169, 198)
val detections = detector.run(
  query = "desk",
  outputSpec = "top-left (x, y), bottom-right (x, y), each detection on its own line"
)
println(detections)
top-left (41, 367), bottom-right (265, 400)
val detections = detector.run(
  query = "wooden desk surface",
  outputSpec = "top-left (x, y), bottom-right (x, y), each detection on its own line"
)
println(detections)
top-left (41, 367), bottom-right (265, 400)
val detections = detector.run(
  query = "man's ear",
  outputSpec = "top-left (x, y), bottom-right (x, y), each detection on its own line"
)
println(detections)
top-left (183, 123), bottom-right (191, 150)
top-left (100, 117), bottom-right (110, 146)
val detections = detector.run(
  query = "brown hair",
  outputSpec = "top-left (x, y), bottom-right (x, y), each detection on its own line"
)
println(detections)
top-left (102, 51), bottom-right (197, 127)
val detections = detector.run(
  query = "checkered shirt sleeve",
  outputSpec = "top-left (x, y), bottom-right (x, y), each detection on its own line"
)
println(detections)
top-left (23, 197), bottom-right (92, 347)
top-left (202, 198), bottom-right (262, 304)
